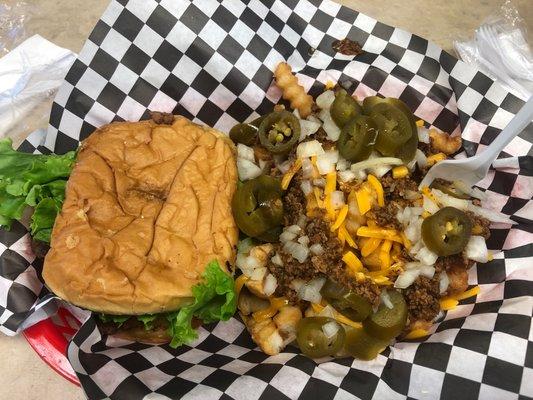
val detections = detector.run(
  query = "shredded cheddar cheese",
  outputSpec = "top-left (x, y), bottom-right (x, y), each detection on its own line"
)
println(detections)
top-left (405, 328), bottom-right (429, 339)
top-left (281, 158), bottom-right (302, 190)
top-left (355, 184), bottom-right (373, 215)
top-left (361, 237), bottom-right (381, 256)
top-left (379, 240), bottom-right (393, 270)
top-left (357, 226), bottom-right (403, 243)
top-left (343, 251), bottom-right (363, 273)
top-left (325, 80), bottom-right (336, 90)
top-left (313, 187), bottom-right (324, 208)
top-left (311, 303), bottom-right (363, 329)
top-left (421, 210), bottom-right (431, 219)
top-left (416, 119), bottom-right (424, 127)
top-left (454, 286), bottom-right (480, 301)
top-left (392, 165), bottom-right (409, 179)
top-left (325, 171), bottom-right (337, 195)
top-left (440, 298), bottom-right (459, 310)
top-left (339, 224), bottom-right (357, 248)
top-left (331, 204), bottom-right (349, 231)
top-left (337, 227), bottom-right (346, 246)
top-left (367, 174), bottom-right (384, 207)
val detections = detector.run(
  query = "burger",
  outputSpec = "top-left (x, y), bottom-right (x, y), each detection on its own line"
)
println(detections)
top-left (41, 113), bottom-right (239, 346)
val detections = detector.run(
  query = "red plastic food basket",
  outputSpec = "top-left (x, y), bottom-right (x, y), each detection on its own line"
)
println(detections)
top-left (23, 307), bottom-right (81, 385)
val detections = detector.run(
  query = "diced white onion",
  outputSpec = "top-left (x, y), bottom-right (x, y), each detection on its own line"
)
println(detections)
top-left (380, 290), bottom-right (394, 309)
top-left (404, 218), bottom-right (422, 243)
top-left (250, 267), bottom-right (267, 281)
top-left (279, 231), bottom-right (297, 243)
top-left (439, 272), bottom-right (449, 294)
top-left (237, 143), bottom-right (255, 162)
top-left (350, 157), bottom-right (403, 172)
top-left (419, 265), bottom-right (436, 279)
top-left (298, 235), bottom-right (310, 246)
top-left (356, 169), bottom-right (367, 180)
top-left (310, 243), bottom-right (324, 255)
top-left (467, 203), bottom-right (516, 224)
top-left (331, 190), bottom-right (345, 209)
top-left (277, 159), bottom-right (293, 174)
top-left (271, 253), bottom-right (284, 266)
top-left (404, 190), bottom-right (421, 200)
top-left (243, 254), bottom-right (262, 270)
top-left (299, 119), bottom-right (322, 142)
top-left (237, 238), bottom-right (254, 255)
top-left (423, 196), bottom-right (440, 214)
top-left (236, 253), bottom-right (248, 270)
top-left (293, 109), bottom-right (301, 119)
top-left (286, 225), bottom-right (302, 234)
top-left (336, 156), bottom-right (350, 171)
top-left (237, 158), bottom-right (262, 181)
top-left (317, 305), bottom-right (336, 318)
top-left (322, 321), bottom-right (340, 339)
top-left (297, 140), bottom-right (325, 159)
top-left (316, 154), bottom-right (335, 174)
top-left (313, 178), bottom-right (326, 187)
top-left (283, 241), bottom-right (309, 263)
top-left (307, 115), bottom-right (321, 124)
top-left (263, 274), bottom-right (278, 296)
top-left (415, 246), bottom-right (438, 265)
top-left (301, 157), bottom-right (314, 179)
top-left (338, 170), bottom-right (357, 182)
top-left (418, 127), bottom-right (430, 143)
top-left (414, 149), bottom-right (427, 168)
top-left (407, 157), bottom-right (417, 171)
top-left (316, 90), bottom-right (335, 109)
top-left (465, 235), bottom-right (489, 263)
top-left (370, 165), bottom-right (393, 178)
top-left (298, 277), bottom-right (326, 303)
top-left (394, 269), bottom-right (420, 289)
top-left (322, 112), bottom-right (341, 141)
top-left (297, 214), bottom-right (308, 229)
top-left (258, 159), bottom-right (267, 170)
top-left (290, 279), bottom-right (306, 292)
top-left (300, 180), bottom-right (313, 196)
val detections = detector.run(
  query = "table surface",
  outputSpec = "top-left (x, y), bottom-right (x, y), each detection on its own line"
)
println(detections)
top-left (0, 0), bottom-right (531, 399)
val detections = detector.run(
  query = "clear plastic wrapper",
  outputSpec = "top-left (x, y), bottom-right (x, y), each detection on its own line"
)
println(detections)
top-left (454, 0), bottom-right (533, 100)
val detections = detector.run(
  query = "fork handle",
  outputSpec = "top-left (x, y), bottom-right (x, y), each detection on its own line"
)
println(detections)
top-left (476, 96), bottom-right (533, 166)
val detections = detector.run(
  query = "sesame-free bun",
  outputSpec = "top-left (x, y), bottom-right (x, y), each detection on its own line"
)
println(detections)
top-left (43, 116), bottom-right (238, 315)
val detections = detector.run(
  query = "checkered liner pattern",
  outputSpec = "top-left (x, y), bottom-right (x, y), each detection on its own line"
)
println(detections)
top-left (1, 0), bottom-right (532, 399)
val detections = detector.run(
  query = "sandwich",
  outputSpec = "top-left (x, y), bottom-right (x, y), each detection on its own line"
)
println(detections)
top-left (41, 114), bottom-right (239, 346)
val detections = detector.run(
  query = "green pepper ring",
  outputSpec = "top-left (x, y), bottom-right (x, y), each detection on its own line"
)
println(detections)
top-left (296, 317), bottom-right (346, 358)
top-left (421, 206), bottom-right (473, 256)
top-left (258, 110), bottom-right (301, 154)
top-left (231, 175), bottom-right (284, 240)
top-left (337, 115), bottom-right (378, 162)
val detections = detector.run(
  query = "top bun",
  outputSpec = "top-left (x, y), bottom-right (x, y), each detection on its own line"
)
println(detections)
top-left (43, 116), bottom-right (238, 315)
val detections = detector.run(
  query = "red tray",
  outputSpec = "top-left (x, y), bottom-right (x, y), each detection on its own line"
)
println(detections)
top-left (23, 307), bottom-right (81, 386)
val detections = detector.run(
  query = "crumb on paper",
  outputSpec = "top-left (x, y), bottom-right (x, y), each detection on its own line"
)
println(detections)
top-left (332, 38), bottom-right (364, 56)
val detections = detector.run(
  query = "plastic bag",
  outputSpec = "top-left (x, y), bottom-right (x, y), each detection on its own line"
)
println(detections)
top-left (0, 1), bottom-right (30, 57)
top-left (454, 0), bottom-right (533, 100)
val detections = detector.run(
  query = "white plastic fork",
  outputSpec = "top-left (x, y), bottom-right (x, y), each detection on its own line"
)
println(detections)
top-left (419, 96), bottom-right (533, 189)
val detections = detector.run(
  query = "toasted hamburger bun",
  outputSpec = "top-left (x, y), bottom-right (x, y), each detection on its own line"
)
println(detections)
top-left (43, 115), bottom-right (238, 315)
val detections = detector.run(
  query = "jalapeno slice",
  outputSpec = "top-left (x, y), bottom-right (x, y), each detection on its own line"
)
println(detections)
top-left (321, 280), bottom-right (372, 322)
top-left (229, 123), bottom-right (258, 146)
top-left (337, 115), bottom-right (377, 162)
top-left (344, 326), bottom-right (390, 360)
top-left (330, 89), bottom-right (362, 127)
top-left (232, 175), bottom-right (283, 240)
top-left (363, 290), bottom-right (407, 340)
top-left (370, 103), bottom-right (412, 156)
top-left (258, 110), bottom-right (300, 154)
top-left (421, 206), bottom-right (472, 256)
top-left (297, 317), bottom-right (345, 358)
top-left (363, 97), bottom-right (418, 162)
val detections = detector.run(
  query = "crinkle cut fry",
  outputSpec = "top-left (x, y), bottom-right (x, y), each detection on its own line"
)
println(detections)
top-left (274, 62), bottom-right (314, 118)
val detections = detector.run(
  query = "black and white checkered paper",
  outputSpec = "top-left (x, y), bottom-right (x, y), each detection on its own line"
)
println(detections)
top-left (1, 0), bottom-right (532, 399)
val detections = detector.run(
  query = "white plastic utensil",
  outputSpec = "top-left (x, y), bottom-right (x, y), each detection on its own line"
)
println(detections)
top-left (419, 96), bottom-right (533, 189)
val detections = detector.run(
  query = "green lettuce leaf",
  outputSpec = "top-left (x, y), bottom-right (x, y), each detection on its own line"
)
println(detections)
top-left (97, 261), bottom-right (237, 347)
top-left (98, 314), bottom-right (130, 328)
top-left (0, 138), bottom-right (75, 242)
top-left (167, 260), bottom-right (236, 347)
